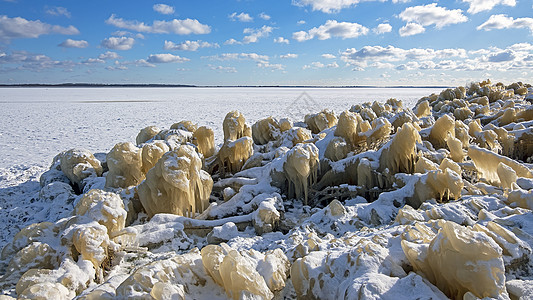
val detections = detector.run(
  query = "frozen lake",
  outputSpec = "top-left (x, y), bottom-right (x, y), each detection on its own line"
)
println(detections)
top-left (0, 87), bottom-right (442, 168)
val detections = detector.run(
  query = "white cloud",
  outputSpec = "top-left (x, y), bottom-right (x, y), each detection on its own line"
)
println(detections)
top-left (209, 64), bottom-right (237, 73)
top-left (153, 4), bottom-right (175, 15)
top-left (0, 50), bottom-right (76, 70)
top-left (46, 7), bottom-right (71, 18)
top-left (164, 40), bottom-right (219, 51)
top-left (341, 45), bottom-right (467, 63)
top-left (280, 53), bottom-right (298, 58)
top-left (258, 62), bottom-right (285, 70)
top-left (399, 22), bottom-right (425, 36)
top-left (399, 4), bottom-right (468, 29)
top-left (98, 51), bottom-right (120, 60)
top-left (229, 12), bottom-right (253, 22)
top-left (303, 61), bottom-right (324, 69)
top-left (292, 0), bottom-right (366, 13)
top-left (243, 25), bottom-right (273, 44)
top-left (293, 20), bottom-right (368, 41)
top-left (147, 53), bottom-right (189, 63)
top-left (487, 50), bottom-right (516, 62)
top-left (274, 37), bottom-right (290, 44)
top-left (0, 15), bottom-right (79, 41)
top-left (373, 23), bottom-right (392, 34)
top-left (81, 58), bottom-right (105, 65)
top-left (297, 20), bottom-right (306, 25)
top-left (59, 39), bottom-right (88, 48)
top-left (462, 0), bottom-right (516, 14)
top-left (327, 62), bottom-right (339, 68)
top-left (203, 53), bottom-right (270, 64)
top-left (100, 37), bottom-right (135, 50)
top-left (106, 14), bottom-right (211, 35)
top-left (224, 38), bottom-right (239, 45)
top-left (477, 14), bottom-right (533, 33)
top-left (322, 54), bottom-right (336, 59)
top-left (259, 13), bottom-right (271, 20)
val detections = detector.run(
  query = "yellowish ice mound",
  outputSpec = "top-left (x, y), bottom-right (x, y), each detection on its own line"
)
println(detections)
top-left (138, 145), bottom-right (213, 217)
top-left (59, 149), bottom-right (103, 190)
top-left (135, 126), bottom-right (161, 145)
top-left (283, 143), bottom-right (319, 205)
top-left (105, 142), bottom-right (143, 189)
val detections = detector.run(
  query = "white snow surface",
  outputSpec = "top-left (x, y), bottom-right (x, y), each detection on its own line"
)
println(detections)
top-left (6, 86), bottom-right (533, 299)
top-left (0, 87), bottom-right (439, 168)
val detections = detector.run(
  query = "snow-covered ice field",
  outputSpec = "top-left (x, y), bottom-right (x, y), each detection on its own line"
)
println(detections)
top-left (9, 85), bottom-right (533, 299)
top-left (0, 87), bottom-right (440, 260)
top-left (0, 87), bottom-right (440, 169)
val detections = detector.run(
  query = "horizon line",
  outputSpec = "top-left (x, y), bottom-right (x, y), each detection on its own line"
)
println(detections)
top-left (0, 83), bottom-right (452, 89)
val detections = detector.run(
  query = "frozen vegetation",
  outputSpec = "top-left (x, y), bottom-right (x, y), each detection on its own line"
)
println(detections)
top-left (1, 82), bottom-right (533, 299)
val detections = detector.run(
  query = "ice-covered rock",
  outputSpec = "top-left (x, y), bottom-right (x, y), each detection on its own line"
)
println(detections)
top-left (138, 145), bottom-right (213, 217)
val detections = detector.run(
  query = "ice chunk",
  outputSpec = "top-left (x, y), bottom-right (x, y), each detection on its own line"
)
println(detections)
top-left (59, 149), bottom-right (103, 191)
top-left (138, 145), bottom-right (213, 217)
top-left (105, 142), bottom-right (143, 189)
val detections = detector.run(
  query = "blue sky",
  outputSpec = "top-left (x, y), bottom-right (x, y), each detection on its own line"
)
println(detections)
top-left (0, 0), bottom-right (532, 85)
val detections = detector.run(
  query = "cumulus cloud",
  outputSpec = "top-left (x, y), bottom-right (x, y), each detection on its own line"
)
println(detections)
top-left (243, 26), bottom-right (274, 44)
top-left (229, 12), bottom-right (253, 22)
top-left (153, 4), bottom-right (175, 15)
top-left (462, 0), bottom-right (516, 14)
top-left (341, 45), bottom-right (467, 63)
top-left (203, 53), bottom-right (270, 64)
top-left (399, 23), bottom-right (425, 36)
top-left (209, 64), bottom-right (237, 73)
top-left (98, 51), bottom-right (120, 60)
top-left (164, 40), bottom-right (219, 51)
top-left (258, 62), bottom-right (285, 70)
top-left (302, 61), bottom-right (339, 69)
top-left (274, 37), bottom-right (289, 44)
top-left (0, 15), bottom-right (79, 41)
top-left (0, 50), bottom-right (76, 70)
top-left (58, 39), bottom-right (88, 48)
top-left (322, 53), bottom-right (336, 59)
top-left (477, 14), bottom-right (533, 33)
top-left (293, 20), bottom-right (368, 41)
top-left (373, 23), bottom-right (392, 34)
top-left (146, 53), bottom-right (189, 63)
top-left (81, 58), bottom-right (105, 65)
top-left (46, 7), bottom-right (71, 18)
top-left (100, 37), bottom-right (135, 50)
top-left (259, 13), bottom-right (271, 20)
top-left (293, 0), bottom-right (368, 13)
top-left (399, 4), bottom-right (468, 29)
top-left (280, 53), bottom-right (298, 58)
top-left (105, 14), bottom-right (211, 35)
top-left (224, 38), bottom-right (239, 45)
top-left (487, 50), bottom-right (516, 62)
top-left (339, 43), bottom-right (533, 73)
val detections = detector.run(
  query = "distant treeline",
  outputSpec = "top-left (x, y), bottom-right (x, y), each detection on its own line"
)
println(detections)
top-left (0, 83), bottom-right (451, 88)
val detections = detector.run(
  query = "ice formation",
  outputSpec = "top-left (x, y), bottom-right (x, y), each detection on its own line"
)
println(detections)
top-left (105, 142), bottom-right (143, 189)
top-left (305, 109), bottom-right (337, 134)
top-left (282, 143), bottom-right (319, 205)
top-left (135, 126), bottom-right (161, 145)
top-left (138, 145), bottom-right (213, 217)
top-left (2, 80), bottom-right (533, 300)
top-left (58, 149), bottom-right (103, 191)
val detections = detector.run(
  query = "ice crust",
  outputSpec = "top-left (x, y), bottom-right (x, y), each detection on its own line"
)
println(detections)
top-left (2, 82), bottom-right (533, 299)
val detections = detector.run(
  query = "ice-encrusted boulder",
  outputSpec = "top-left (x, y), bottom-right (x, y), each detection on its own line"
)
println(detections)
top-left (59, 149), bottom-right (103, 191)
top-left (105, 142), bottom-right (143, 189)
top-left (138, 145), bottom-right (213, 217)
top-left (136, 126), bottom-right (161, 145)
top-left (200, 243), bottom-right (290, 300)
top-left (283, 143), bottom-right (319, 204)
top-left (305, 109), bottom-right (337, 134)
top-left (223, 111), bottom-right (251, 141)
